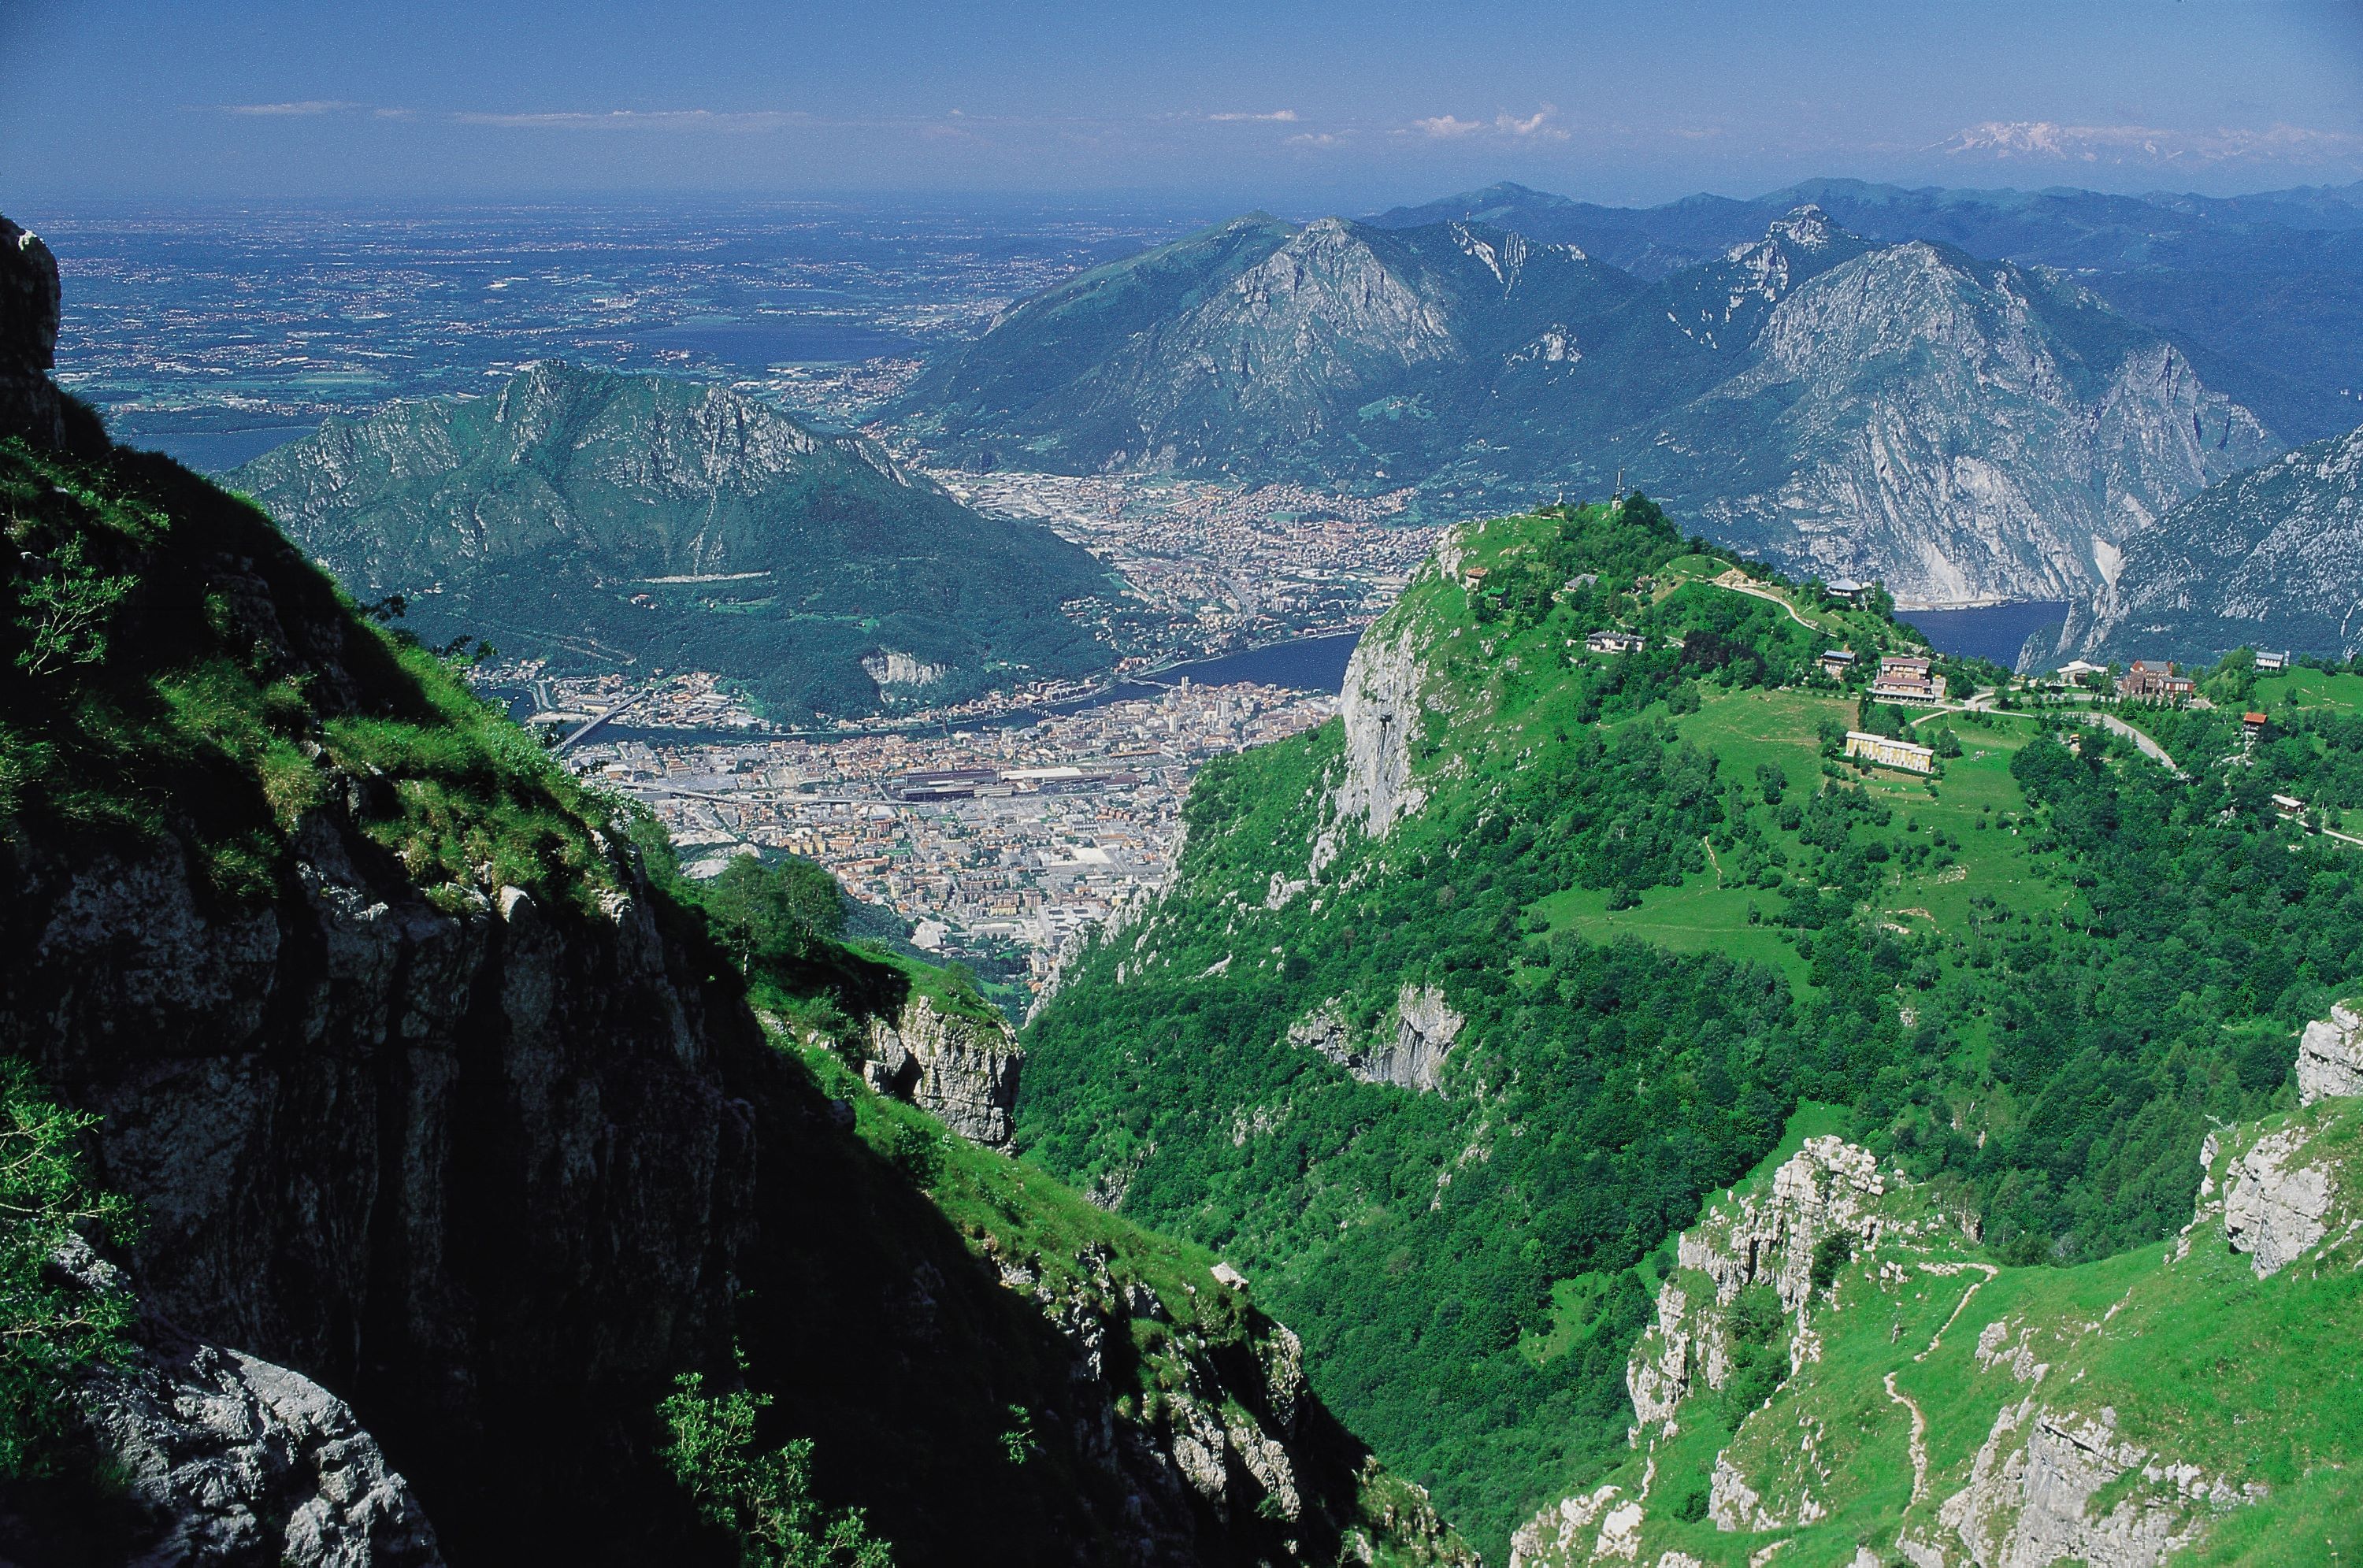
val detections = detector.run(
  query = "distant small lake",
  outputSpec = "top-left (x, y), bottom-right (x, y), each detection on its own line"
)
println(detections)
top-left (502, 629), bottom-right (1367, 751)
top-left (633, 317), bottom-right (921, 370)
top-left (1112, 630), bottom-right (1363, 698)
top-left (127, 425), bottom-right (313, 473)
top-left (1897, 602), bottom-right (2068, 669)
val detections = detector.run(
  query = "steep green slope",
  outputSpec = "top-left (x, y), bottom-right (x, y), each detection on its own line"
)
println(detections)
top-left (1510, 1047), bottom-right (2363, 1566)
top-left (230, 360), bottom-right (1115, 720)
top-left (0, 425), bottom-right (1468, 1566)
top-left (1018, 499), bottom-right (2363, 1557)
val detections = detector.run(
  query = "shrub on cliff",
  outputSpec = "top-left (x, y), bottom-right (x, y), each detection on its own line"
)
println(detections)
top-left (0, 1059), bottom-right (136, 1477)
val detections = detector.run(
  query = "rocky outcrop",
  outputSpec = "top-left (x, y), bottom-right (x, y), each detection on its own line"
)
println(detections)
top-left (1317, 620), bottom-right (1430, 866)
top-left (862, 992), bottom-right (1024, 1145)
top-left (862, 648), bottom-right (951, 692)
top-left (79, 1334), bottom-right (446, 1568)
top-left (2297, 1000), bottom-right (2363, 1105)
top-left (2220, 1126), bottom-right (2333, 1278)
top-left (18, 1240), bottom-right (443, 1568)
top-left (1679, 1136), bottom-right (1886, 1316)
top-left (0, 213), bottom-right (64, 447)
top-left (987, 1242), bottom-right (1475, 1566)
top-left (1284, 984), bottom-right (1463, 1094)
top-left (1939, 1403), bottom-right (2208, 1568)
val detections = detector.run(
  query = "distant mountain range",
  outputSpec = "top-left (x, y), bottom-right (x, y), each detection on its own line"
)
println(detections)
top-left (1371, 176), bottom-right (2363, 445)
top-left (2048, 419), bottom-right (2363, 667)
top-left (911, 205), bottom-right (2279, 606)
top-left (233, 361), bottom-right (1115, 720)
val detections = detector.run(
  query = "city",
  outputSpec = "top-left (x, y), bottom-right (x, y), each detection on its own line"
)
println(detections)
top-left (544, 669), bottom-right (1338, 993)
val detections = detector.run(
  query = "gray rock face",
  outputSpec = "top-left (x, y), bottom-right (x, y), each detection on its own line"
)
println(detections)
top-left (2056, 422), bottom-right (2363, 666)
top-left (2221, 1126), bottom-right (2333, 1278)
top-left (1284, 984), bottom-right (1463, 1094)
top-left (17, 1240), bottom-right (442, 1568)
top-left (0, 213), bottom-right (64, 447)
top-left (1679, 1136), bottom-right (1886, 1316)
top-left (1664, 241), bottom-right (2276, 606)
top-left (80, 1334), bottom-right (446, 1568)
top-left (2298, 1003), bottom-right (2363, 1106)
top-left (1320, 619), bottom-right (1430, 857)
top-left (1627, 1137), bottom-right (1889, 1447)
top-left (1940, 1403), bottom-right (2197, 1568)
top-left (862, 992), bottom-right (1024, 1145)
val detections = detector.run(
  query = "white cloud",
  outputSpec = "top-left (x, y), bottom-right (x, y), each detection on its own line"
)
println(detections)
top-left (218, 100), bottom-right (362, 117)
top-left (1403, 106), bottom-right (1567, 143)
top-left (1938, 119), bottom-right (2363, 165)
top-left (1285, 131), bottom-right (1350, 150)
top-left (452, 109), bottom-right (806, 132)
top-left (1205, 109), bottom-right (1300, 123)
top-left (1494, 106), bottom-right (1568, 141)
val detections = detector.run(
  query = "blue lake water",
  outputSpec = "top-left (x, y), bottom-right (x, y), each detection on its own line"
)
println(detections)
top-left (522, 628), bottom-right (1369, 750)
top-left (1897, 602), bottom-right (2068, 669)
top-left (1109, 630), bottom-right (1363, 697)
top-left (632, 318), bottom-right (921, 370)
top-left (125, 426), bottom-right (315, 473)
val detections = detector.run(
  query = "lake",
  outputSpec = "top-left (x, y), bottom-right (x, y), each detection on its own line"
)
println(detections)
top-left (1896, 601), bottom-right (2068, 669)
top-left (124, 425), bottom-right (315, 473)
top-left (632, 317), bottom-right (922, 371)
top-left (517, 628), bottom-right (1369, 750)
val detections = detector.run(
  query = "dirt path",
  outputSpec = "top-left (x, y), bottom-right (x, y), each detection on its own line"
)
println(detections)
top-left (1884, 1371), bottom-right (1930, 1506)
top-left (1915, 1262), bottom-right (2001, 1362)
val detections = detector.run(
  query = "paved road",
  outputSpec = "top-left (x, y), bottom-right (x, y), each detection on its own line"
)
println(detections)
top-left (2089, 711), bottom-right (2182, 775)
top-left (1711, 577), bottom-right (1823, 632)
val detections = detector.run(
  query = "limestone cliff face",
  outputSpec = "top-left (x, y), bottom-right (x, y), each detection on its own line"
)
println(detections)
top-left (1314, 610), bottom-right (1433, 875)
top-left (862, 992), bottom-right (1024, 1146)
top-left (2298, 1000), bottom-right (2363, 1104)
top-left (1621, 1137), bottom-right (1893, 1451)
top-left (0, 214), bottom-right (64, 449)
top-left (1284, 984), bottom-right (1465, 1095)
top-left (1665, 242), bottom-right (2277, 606)
top-left (2053, 421), bottom-right (2363, 667)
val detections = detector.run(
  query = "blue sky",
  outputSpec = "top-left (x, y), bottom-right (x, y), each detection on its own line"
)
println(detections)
top-left (7, 0), bottom-right (2362, 209)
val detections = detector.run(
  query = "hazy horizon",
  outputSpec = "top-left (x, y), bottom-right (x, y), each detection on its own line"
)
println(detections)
top-left (7, 1), bottom-right (2362, 209)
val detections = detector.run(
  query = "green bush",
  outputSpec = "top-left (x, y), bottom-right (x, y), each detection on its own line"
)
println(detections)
top-left (0, 1059), bottom-right (138, 1477)
top-left (658, 1369), bottom-right (893, 1568)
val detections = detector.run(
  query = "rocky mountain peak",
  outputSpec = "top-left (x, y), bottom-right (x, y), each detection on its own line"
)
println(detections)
top-left (1767, 202), bottom-right (1838, 250)
top-left (0, 213), bottom-right (64, 447)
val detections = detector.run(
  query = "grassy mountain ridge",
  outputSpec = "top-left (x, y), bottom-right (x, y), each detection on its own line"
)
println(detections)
top-left (1018, 498), bottom-right (2363, 1557)
top-left (229, 359), bottom-right (1115, 721)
